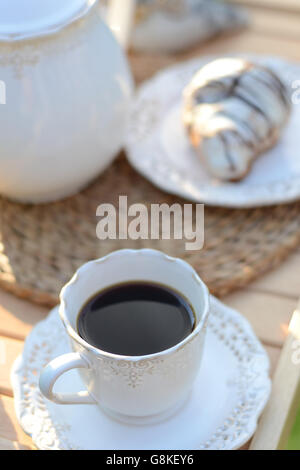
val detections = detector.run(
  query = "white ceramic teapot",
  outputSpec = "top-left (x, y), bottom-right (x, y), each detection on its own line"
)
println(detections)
top-left (0, 0), bottom-right (133, 203)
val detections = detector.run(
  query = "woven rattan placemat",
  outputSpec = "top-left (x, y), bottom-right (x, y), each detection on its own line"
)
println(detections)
top-left (1, 154), bottom-right (300, 307)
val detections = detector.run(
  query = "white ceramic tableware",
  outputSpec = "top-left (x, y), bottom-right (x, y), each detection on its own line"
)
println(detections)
top-left (12, 296), bottom-right (271, 450)
top-left (100, 0), bottom-right (247, 53)
top-left (125, 55), bottom-right (300, 208)
top-left (0, 0), bottom-right (133, 203)
top-left (39, 249), bottom-right (210, 424)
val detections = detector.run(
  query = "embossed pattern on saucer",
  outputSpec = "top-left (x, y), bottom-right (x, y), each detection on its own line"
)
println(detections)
top-left (125, 55), bottom-right (300, 208)
top-left (11, 296), bottom-right (271, 450)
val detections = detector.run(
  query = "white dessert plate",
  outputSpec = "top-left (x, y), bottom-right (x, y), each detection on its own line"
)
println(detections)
top-left (125, 55), bottom-right (300, 208)
top-left (11, 297), bottom-right (271, 450)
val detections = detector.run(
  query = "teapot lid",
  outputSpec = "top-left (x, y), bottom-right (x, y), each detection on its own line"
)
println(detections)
top-left (0, 0), bottom-right (97, 41)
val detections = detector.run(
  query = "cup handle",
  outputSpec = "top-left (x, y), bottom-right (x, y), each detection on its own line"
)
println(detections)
top-left (39, 352), bottom-right (97, 405)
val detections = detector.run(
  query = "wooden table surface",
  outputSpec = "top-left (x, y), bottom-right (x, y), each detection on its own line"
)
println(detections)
top-left (1, 1), bottom-right (300, 450)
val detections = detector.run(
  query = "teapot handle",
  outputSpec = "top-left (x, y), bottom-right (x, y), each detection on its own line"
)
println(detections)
top-left (107, 0), bottom-right (136, 49)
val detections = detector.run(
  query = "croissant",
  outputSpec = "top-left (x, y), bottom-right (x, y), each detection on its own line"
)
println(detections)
top-left (183, 58), bottom-right (291, 181)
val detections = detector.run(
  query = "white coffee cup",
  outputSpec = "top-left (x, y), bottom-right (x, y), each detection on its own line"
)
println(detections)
top-left (39, 249), bottom-right (210, 424)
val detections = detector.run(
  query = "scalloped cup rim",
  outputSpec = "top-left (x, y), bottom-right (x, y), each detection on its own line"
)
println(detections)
top-left (59, 249), bottom-right (210, 362)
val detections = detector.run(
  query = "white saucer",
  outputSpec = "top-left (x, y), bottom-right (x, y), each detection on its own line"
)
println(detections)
top-left (11, 297), bottom-right (271, 450)
top-left (125, 55), bottom-right (300, 208)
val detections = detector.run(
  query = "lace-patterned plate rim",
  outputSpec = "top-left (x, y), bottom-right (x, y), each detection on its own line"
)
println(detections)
top-left (125, 54), bottom-right (300, 208)
top-left (11, 296), bottom-right (271, 450)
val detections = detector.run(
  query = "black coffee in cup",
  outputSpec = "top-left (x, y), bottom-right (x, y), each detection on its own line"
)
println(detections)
top-left (77, 281), bottom-right (195, 356)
